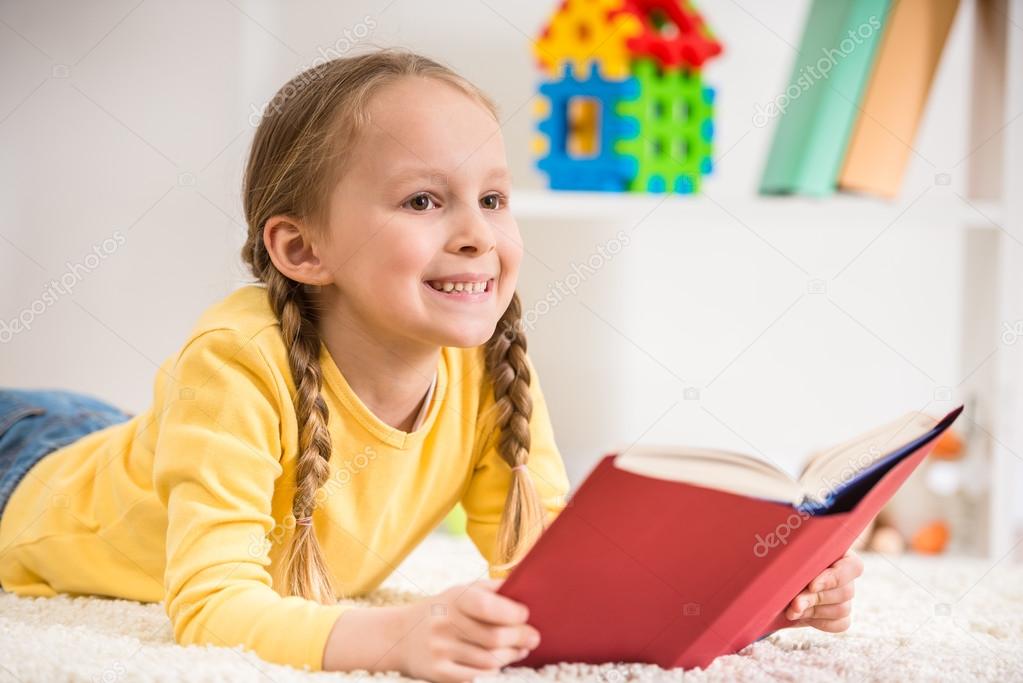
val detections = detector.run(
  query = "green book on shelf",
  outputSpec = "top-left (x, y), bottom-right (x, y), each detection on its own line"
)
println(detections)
top-left (758, 0), bottom-right (890, 196)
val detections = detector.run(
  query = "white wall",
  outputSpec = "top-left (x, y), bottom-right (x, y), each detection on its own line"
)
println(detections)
top-left (1, 2), bottom-right (1016, 525)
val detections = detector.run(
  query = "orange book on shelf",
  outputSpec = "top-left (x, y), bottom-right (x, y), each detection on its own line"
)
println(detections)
top-left (838, 0), bottom-right (960, 198)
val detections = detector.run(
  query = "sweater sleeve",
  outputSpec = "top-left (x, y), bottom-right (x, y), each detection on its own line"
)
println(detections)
top-left (152, 327), bottom-right (350, 672)
top-left (461, 352), bottom-right (571, 579)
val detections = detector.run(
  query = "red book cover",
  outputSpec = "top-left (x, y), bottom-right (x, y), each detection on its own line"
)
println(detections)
top-left (498, 406), bottom-right (964, 670)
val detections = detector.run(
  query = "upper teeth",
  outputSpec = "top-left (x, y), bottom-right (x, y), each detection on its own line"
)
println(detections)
top-left (428, 280), bottom-right (487, 293)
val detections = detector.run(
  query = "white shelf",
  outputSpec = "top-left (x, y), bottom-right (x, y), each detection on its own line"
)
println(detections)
top-left (511, 188), bottom-right (1005, 228)
top-left (510, 0), bottom-right (1022, 560)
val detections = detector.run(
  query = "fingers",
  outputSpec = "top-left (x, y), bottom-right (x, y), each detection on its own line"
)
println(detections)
top-left (786, 586), bottom-right (853, 619)
top-left (451, 609), bottom-right (540, 651)
top-left (809, 553), bottom-right (864, 593)
top-left (790, 616), bottom-right (852, 633)
top-left (788, 581), bottom-right (855, 617)
top-left (444, 638), bottom-right (528, 670)
top-left (796, 601), bottom-right (852, 621)
top-left (455, 583), bottom-right (530, 625)
top-left (787, 552), bottom-right (862, 620)
top-left (785, 553), bottom-right (858, 631)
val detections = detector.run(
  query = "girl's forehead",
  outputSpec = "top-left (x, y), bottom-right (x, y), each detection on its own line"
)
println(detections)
top-left (361, 79), bottom-right (502, 152)
top-left (354, 90), bottom-right (506, 181)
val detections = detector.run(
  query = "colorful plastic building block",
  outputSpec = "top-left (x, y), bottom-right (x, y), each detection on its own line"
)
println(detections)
top-left (534, 61), bottom-right (640, 191)
top-left (535, 0), bottom-right (644, 80)
top-left (532, 0), bottom-right (722, 194)
top-left (617, 0), bottom-right (723, 69)
top-left (614, 58), bottom-right (715, 193)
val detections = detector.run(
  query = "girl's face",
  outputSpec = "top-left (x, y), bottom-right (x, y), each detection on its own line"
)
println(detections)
top-left (316, 76), bottom-right (521, 350)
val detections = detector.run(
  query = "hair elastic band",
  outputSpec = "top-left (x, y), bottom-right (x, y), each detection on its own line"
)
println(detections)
top-left (296, 516), bottom-right (313, 526)
top-left (511, 464), bottom-right (528, 473)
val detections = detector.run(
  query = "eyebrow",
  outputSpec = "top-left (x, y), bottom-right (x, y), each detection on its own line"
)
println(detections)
top-left (385, 166), bottom-right (511, 185)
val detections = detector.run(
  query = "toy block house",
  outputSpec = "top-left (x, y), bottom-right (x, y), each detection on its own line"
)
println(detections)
top-left (532, 0), bottom-right (723, 193)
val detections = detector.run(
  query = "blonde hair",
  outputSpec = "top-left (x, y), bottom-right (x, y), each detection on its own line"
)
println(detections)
top-left (240, 47), bottom-right (546, 603)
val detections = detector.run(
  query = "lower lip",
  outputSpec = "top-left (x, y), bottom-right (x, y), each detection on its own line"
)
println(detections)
top-left (422, 278), bottom-right (495, 303)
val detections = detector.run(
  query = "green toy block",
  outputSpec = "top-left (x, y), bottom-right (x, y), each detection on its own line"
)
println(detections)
top-left (614, 58), bottom-right (714, 194)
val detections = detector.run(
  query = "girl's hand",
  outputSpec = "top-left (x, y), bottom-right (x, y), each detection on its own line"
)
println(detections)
top-left (397, 578), bottom-right (540, 683)
top-left (784, 550), bottom-right (863, 632)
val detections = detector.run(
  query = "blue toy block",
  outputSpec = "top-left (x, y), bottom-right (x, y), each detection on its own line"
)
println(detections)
top-left (674, 175), bottom-right (695, 193)
top-left (535, 61), bottom-right (641, 192)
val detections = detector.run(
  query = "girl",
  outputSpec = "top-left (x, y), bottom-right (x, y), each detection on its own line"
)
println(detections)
top-left (0, 48), bottom-right (861, 682)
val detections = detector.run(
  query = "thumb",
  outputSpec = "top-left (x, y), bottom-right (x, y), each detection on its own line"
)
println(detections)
top-left (477, 578), bottom-right (504, 591)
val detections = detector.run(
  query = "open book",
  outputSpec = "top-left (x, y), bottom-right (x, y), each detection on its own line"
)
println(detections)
top-left (615, 409), bottom-right (947, 514)
top-left (498, 405), bottom-right (963, 670)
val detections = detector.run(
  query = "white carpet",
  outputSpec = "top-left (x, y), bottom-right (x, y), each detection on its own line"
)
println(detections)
top-left (1, 533), bottom-right (1021, 682)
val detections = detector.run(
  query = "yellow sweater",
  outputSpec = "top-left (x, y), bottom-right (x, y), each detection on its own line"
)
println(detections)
top-left (0, 284), bottom-right (570, 672)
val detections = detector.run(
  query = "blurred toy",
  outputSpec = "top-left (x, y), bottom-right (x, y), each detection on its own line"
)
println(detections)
top-left (851, 427), bottom-right (966, 555)
top-left (911, 520), bottom-right (950, 554)
top-left (532, 0), bottom-right (723, 193)
top-left (440, 501), bottom-right (468, 536)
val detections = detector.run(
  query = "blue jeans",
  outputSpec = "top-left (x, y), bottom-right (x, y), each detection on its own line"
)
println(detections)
top-left (0, 388), bottom-right (134, 518)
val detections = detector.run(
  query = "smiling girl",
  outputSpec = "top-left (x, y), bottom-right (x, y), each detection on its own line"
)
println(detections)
top-left (0, 48), bottom-right (860, 682)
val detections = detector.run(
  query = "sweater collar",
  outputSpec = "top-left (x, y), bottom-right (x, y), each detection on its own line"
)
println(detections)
top-left (317, 344), bottom-right (447, 450)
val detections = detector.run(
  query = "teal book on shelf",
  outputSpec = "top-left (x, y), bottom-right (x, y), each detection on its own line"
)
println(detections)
top-left (758, 0), bottom-right (890, 196)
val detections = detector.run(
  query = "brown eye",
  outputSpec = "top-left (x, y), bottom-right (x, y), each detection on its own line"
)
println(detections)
top-left (481, 194), bottom-right (504, 210)
top-left (405, 193), bottom-right (435, 211)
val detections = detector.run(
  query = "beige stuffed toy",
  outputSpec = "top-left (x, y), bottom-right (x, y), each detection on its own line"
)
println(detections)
top-left (851, 428), bottom-right (964, 554)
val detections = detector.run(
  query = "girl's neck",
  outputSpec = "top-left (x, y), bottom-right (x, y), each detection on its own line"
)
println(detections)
top-left (315, 298), bottom-right (439, 433)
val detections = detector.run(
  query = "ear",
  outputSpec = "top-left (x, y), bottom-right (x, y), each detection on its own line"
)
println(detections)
top-left (263, 215), bottom-right (332, 286)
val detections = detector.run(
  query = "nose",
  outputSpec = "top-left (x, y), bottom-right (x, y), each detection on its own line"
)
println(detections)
top-left (449, 200), bottom-right (497, 255)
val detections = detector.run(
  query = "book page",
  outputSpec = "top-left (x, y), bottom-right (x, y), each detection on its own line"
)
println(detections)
top-left (797, 411), bottom-right (938, 504)
top-left (612, 446), bottom-right (805, 506)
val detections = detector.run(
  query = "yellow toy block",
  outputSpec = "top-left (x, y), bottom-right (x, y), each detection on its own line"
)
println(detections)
top-left (534, 0), bottom-right (643, 80)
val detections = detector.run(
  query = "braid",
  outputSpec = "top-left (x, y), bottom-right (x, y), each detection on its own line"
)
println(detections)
top-left (485, 292), bottom-right (547, 571)
top-left (264, 268), bottom-right (338, 604)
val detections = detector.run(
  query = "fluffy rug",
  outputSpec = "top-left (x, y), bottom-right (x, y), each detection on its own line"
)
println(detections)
top-left (1, 532), bottom-right (1021, 682)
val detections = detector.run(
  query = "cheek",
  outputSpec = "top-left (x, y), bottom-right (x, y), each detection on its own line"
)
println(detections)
top-left (496, 224), bottom-right (523, 281)
top-left (386, 233), bottom-right (436, 283)
top-left (345, 221), bottom-right (434, 284)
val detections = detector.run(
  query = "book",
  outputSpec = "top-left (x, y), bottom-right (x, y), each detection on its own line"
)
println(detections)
top-left (838, 0), bottom-right (960, 198)
top-left (498, 405), bottom-right (964, 670)
top-left (758, 0), bottom-right (890, 196)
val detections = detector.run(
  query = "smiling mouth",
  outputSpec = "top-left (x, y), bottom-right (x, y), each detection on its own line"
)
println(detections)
top-left (424, 278), bottom-right (492, 294)
top-left (422, 277), bottom-right (495, 300)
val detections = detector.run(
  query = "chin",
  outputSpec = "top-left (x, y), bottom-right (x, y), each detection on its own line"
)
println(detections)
top-left (439, 330), bottom-right (494, 348)
top-left (435, 321), bottom-right (499, 348)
